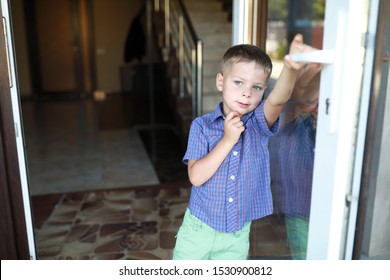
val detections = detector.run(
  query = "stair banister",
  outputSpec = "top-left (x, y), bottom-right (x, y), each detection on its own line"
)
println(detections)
top-left (156, 0), bottom-right (203, 118)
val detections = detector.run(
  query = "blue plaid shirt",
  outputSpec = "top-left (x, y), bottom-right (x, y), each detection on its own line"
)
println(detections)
top-left (269, 114), bottom-right (315, 219)
top-left (183, 101), bottom-right (279, 233)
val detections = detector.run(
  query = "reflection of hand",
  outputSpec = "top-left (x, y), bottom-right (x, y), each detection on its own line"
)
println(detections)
top-left (279, 33), bottom-right (323, 126)
top-left (293, 65), bottom-right (322, 100)
top-left (282, 64), bottom-right (322, 124)
top-left (288, 33), bottom-right (322, 102)
top-left (311, 104), bottom-right (318, 131)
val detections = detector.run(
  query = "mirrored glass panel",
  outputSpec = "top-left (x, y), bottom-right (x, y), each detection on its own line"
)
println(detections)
top-left (266, 0), bottom-right (325, 260)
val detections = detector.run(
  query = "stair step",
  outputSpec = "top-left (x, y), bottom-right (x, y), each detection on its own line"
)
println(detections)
top-left (203, 60), bottom-right (222, 76)
top-left (182, 0), bottom-right (233, 116)
top-left (184, 0), bottom-right (222, 2)
top-left (194, 23), bottom-right (232, 36)
top-left (203, 76), bottom-right (217, 92)
top-left (184, 1), bottom-right (223, 11)
top-left (188, 11), bottom-right (229, 22)
top-left (203, 47), bottom-right (229, 61)
top-left (202, 94), bottom-right (221, 114)
top-left (202, 34), bottom-right (231, 47)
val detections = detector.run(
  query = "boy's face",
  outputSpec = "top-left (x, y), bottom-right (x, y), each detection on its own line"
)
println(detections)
top-left (216, 61), bottom-right (268, 117)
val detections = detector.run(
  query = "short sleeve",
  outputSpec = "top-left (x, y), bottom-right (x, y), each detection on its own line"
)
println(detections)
top-left (254, 101), bottom-right (280, 136)
top-left (182, 118), bottom-right (209, 165)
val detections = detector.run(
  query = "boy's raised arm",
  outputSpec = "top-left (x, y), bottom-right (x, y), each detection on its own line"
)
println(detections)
top-left (264, 34), bottom-right (317, 128)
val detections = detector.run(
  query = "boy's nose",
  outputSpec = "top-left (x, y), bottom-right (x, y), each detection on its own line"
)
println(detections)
top-left (242, 89), bottom-right (251, 98)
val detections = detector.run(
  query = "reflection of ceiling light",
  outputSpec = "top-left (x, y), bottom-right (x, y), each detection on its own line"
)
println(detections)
top-left (93, 90), bottom-right (106, 101)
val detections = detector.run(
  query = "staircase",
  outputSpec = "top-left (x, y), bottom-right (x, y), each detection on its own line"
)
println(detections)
top-left (183, 0), bottom-right (232, 114)
top-left (151, 0), bottom-right (232, 146)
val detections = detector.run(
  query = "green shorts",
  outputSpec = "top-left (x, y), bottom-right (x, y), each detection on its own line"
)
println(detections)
top-left (173, 208), bottom-right (251, 260)
top-left (285, 214), bottom-right (309, 260)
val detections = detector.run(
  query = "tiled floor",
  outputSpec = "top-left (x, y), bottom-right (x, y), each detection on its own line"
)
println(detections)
top-left (27, 94), bottom-right (291, 260)
top-left (34, 183), bottom-right (191, 260)
top-left (33, 183), bottom-right (290, 260)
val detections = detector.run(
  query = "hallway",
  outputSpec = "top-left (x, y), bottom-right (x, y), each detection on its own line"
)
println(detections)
top-left (25, 94), bottom-right (291, 260)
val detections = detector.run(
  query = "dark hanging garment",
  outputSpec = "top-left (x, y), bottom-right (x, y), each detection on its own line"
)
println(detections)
top-left (124, 7), bottom-right (146, 63)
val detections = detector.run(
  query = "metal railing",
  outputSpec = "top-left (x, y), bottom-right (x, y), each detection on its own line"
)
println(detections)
top-left (154, 0), bottom-right (203, 118)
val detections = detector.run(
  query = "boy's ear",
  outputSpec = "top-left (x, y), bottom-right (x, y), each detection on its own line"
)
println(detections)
top-left (216, 73), bottom-right (223, 92)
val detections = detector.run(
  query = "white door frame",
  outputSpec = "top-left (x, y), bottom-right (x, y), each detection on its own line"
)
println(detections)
top-left (232, 0), bottom-right (258, 45)
top-left (1, 0), bottom-right (36, 259)
top-left (307, 0), bottom-right (377, 259)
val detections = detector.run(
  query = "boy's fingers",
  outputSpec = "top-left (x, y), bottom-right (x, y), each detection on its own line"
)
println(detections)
top-left (225, 111), bottom-right (236, 121)
top-left (226, 111), bottom-right (242, 121)
top-left (284, 55), bottom-right (304, 70)
top-left (293, 33), bottom-right (304, 44)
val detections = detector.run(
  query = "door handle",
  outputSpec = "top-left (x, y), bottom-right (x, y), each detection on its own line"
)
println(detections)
top-left (290, 50), bottom-right (335, 64)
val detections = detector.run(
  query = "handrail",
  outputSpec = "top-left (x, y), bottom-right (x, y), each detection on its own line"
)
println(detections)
top-left (154, 0), bottom-right (203, 118)
top-left (176, 0), bottom-right (197, 42)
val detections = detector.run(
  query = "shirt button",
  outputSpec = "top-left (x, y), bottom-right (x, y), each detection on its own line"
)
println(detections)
top-left (228, 198), bottom-right (233, 202)
top-left (233, 151), bottom-right (238, 156)
top-left (230, 175), bottom-right (235, 180)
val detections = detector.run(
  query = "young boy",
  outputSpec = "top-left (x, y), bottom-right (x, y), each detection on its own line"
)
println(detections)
top-left (173, 34), bottom-right (314, 260)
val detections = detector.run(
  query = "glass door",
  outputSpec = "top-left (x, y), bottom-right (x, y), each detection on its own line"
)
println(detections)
top-left (233, 0), bottom-right (383, 260)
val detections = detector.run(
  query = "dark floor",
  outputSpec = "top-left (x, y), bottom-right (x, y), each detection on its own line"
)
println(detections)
top-left (28, 93), bottom-right (291, 260)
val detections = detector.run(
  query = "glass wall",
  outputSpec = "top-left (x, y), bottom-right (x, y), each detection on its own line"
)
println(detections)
top-left (266, 0), bottom-right (325, 260)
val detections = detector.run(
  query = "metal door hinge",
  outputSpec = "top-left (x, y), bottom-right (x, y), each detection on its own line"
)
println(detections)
top-left (361, 32), bottom-right (375, 49)
top-left (14, 122), bottom-right (19, 138)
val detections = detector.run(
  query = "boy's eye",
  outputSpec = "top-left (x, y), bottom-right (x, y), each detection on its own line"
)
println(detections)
top-left (253, 85), bottom-right (263, 91)
top-left (234, 81), bottom-right (243, 86)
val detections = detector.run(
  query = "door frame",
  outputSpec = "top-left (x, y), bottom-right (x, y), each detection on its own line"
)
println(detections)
top-left (0, 0), bottom-right (34, 259)
top-left (0, 0), bottom-right (383, 260)
top-left (352, 0), bottom-right (390, 259)
top-left (307, 0), bottom-right (377, 259)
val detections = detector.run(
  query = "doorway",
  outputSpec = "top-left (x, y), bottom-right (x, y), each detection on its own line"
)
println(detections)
top-left (24, 0), bottom-right (92, 96)
top-left (8, 0), bottom-right (188, 259)
top-left (2, 2), bottom-right (386, 260)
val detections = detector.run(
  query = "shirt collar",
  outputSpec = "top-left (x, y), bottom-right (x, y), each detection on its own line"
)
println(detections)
top-left (212, 102), bottom-right (253, 125)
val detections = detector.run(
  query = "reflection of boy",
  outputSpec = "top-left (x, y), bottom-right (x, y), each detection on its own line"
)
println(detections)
top-left (269, 72), bottom-right (320, 260)
top-left (173, 34), bottom-right (315, 260)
